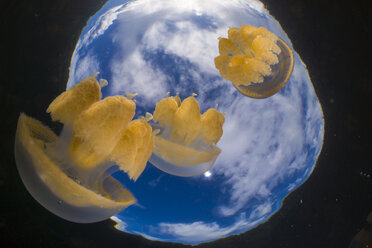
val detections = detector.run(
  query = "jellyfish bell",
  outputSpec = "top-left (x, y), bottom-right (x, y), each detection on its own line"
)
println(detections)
top-left (214, 25), bottom-right (294, 98)
top-left (149, 94), bottom-right (225, 177)
top-left (14, 114), bottom-right (135, 223)
top-left (14, 73), bottom-right (155, 223)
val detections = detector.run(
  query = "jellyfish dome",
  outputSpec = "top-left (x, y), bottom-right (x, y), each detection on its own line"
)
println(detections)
top-left (149, 94), bottom-right (225, 177)
top-left (215, 25), bottom-right (294, 98)
top-left (14, 73), bottom-right (155, 223)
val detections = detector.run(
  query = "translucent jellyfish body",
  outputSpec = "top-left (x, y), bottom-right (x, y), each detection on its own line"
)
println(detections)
top-left (214, 25), bottom-right (294, 98)
top-left (14, 73), bottom-right (154, 223)
top-left (149, 94), bottom-right (225, 177)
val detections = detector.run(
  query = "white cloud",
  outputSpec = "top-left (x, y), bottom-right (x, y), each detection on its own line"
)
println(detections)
top-left (112, 215), bottom-right (164, 242)
top-left (142, 20), bottom-right (222, 75)
top-left (110, 48), bottom-right (168, 107)
top-left (74, 53), bottom-right (100, 83)
top-left (159, 221), bottom-right (231, 242)
top-left (159, 220), bottom-right (243, 243)
top-left (148, 174), bottom-right (164, 187)
top-left (82, 5), bottom-right (125, 48)
top-left (249, 201), bottom-right (272, 219)
top-left (287, 183), bottom-right (296, 191)
top-left (111, 216), bottom-right (128, 231)
top-left (133, 231), bottom-right (165, 241)
top-left (158, 208), bottom-right (268, 243)
top-left (68, 4), bottom-right (127, 88)
top-left (213, 64), bottom-right (318, 216)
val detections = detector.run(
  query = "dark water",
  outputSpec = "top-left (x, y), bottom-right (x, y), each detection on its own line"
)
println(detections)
top-left (0, 0), bottom-right (371, 247)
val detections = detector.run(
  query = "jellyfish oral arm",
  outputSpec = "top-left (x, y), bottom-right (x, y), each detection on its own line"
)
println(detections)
top-left (149, 94), bottom-right (225, 177)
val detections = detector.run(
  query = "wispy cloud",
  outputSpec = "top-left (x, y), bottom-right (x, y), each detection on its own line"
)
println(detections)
top-left (158, 203), bottom-right (271, 243)
top-left (82, 5), bottom-right (126, 48)
top-left (110, 48), bottom-right (168, 107)
top-left (133, 231), bottom-right (165, 241)
top-left (68, 4), bottom-right (127, 88)
top-left (73, 52), bottom-right (100, 84)
top-left (148, 174), bottom-right (164, 187)
top-left (142, 20), bottom-right (223, 75)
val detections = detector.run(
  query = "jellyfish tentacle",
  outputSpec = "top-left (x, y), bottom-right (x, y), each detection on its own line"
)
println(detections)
top-left (126, 92), bottom-right (138, 100)
top-left (99, 78), bottom-right (108, 88)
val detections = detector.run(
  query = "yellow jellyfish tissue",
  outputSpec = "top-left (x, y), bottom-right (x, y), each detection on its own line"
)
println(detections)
top-left (149, 93), bottom-right (225, 177)
top-left (14, 73), bottom-right (155, 223)
top-left (214, 25), bottom-right (294, 98)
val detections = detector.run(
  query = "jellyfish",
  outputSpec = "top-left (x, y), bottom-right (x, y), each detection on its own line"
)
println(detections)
top-left (14, 73), bottom-right (155, 223)
top-left (214, 25), bottom-right (294, 98)
top-left (149, 93), bottom-right (225, 177)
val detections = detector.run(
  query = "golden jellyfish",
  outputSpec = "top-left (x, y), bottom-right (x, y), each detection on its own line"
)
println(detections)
top-left (149, 93), bottom-right (225, 177)
top-left (214, 25), bottom-right (294, 98)
top-left (14, 73), bottom-right (155, 223)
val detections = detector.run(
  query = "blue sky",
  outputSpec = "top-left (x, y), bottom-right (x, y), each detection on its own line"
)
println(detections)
top-left (67, 0), bottom-right (324, 244)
